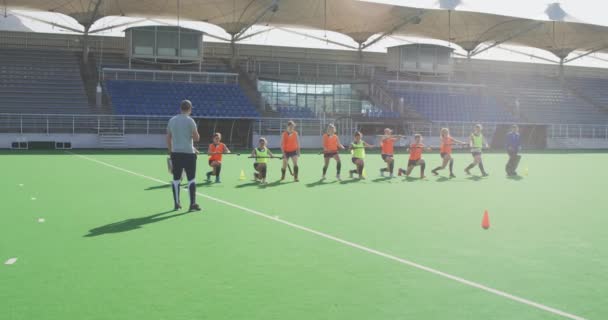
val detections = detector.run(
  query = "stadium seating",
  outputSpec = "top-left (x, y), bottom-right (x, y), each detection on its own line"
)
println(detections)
top-left (362, 109), bottom-right (401, 119)
top-left (389, 86), bottom-right (515, 122)
top-left (0, 48), bottom-right (90, 114)
top-left (277, 106), bottom-right (316, 118)
top-left (567, 77), bottom-right (608, 109)
top-left (482, 74), bottom-right (608, 124)
top-left (105, 80), bottom-right (259, 118)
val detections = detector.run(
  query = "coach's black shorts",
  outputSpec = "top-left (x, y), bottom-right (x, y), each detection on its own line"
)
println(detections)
top-left (408, 159), bottom-right (421, 167)
top-left (440, 152), bottom-right (450, 159)
top-left (471, 151), bottom-right (482, 157)
top-left (381, 154), bottom-right (393, 161)
top-left (171, 152), bottom-right (197, 181)
top-left (351, 157), bottom-right (362, 164)
top-left (324, 152), bottom-right (338, 158)
top-left (284, 151), bottom-right (298, 159)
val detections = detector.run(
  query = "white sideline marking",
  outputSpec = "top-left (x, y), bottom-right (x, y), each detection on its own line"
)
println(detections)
top-left (30, 197), bottom-right (36, 201)
top-left (38, 218), bottom-right (45, 223)
top-left (68, 152), bottom-right (587, 320)
top-left (18, 184), bottom-right (24, 187)
top-left (5, 258), bottom-right (17, 265)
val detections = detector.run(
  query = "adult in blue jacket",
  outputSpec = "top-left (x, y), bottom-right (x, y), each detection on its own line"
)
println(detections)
top-left (505, 125), bottom-right (522, 176)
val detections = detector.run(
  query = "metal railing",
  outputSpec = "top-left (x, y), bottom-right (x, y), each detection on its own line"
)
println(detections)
top-left (101, 68), bottom-right (239, 84)
top-left (2, 113), bottom-right (608, 142)
top-left (0, 114), bottom-right (171, 135)
top-left (253, 118), bottom-right (334, 136)
top-left (0, 30), bottom-right (124, 52)
top-left (548, 123), bottom-right (608, 140)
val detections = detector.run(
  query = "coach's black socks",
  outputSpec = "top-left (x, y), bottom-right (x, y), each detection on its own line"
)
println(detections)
top-left (188, 179), bottom-right (196, 206)
top-left (281, 168), bottom-right (286, 179)
top-left (294, 165), bottom-right (299, 179)
top-left (172, 180), bottom-right (181, 206)
top-left (389, 162), bottom-right (394, 174)
top-left (336, 161), bottom-right (341, 175)
top-left (449, 159), bottom-right (454, 174)
top-left (465, 163), bottom-right (476, 171)
top-left (421, 163), bottom-right (426, 177)
top-left (322, 165), bottom-right (328, 176)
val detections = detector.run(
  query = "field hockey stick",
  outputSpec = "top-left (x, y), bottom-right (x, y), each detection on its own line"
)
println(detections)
top-left (207, 152), bottom-right (241, 156)
top-left (248, 156), bottom-right (283, 160)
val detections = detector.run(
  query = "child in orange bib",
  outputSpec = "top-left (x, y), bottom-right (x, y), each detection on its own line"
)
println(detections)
top-left (431, 128), bottom-right (467, 178)
top-left (321, 124), bottom-right (345, 181)
top-left (206, 133), bottom-right (231, 183)
top-left (280, 121), bottom-right (301, 182)
top-left (398, 134), bottom-right (431, 179)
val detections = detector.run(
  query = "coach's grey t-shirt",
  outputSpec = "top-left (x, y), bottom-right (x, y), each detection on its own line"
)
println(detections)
top-left (167, 114), bottom-right (197, 154)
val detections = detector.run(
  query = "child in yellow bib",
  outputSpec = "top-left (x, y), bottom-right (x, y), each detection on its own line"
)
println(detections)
top-left (465, 124), bottom-right (490, 177)
top-left (251, 137), bottom-right (275, 184)
top-left (349, 131), bottom-right (374, 180)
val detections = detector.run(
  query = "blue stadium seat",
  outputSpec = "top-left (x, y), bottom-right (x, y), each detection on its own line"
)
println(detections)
top-left (105, 80), bottom-right (260, 118)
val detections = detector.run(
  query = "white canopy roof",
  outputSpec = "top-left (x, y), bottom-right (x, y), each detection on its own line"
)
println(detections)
top-left (8, 0), bottom-right (608, 59)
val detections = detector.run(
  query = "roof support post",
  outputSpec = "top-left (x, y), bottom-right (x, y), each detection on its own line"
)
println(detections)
top-left (469, 22), bottom-right (543, 57)
top-left (563, 46), bottom-right (608, 64)
top-left (274, 27), bottom-right (358, 49)
top-left (233, 0), bottom-right (279, 42)
top-left (360, 11), bottom-right (424, 50)
top-left (81, 0), bottom-right (104, 64)
top-left (466, 50), bottom-right (473, 82)
top-left (230, 34), bottom-right (237, 69)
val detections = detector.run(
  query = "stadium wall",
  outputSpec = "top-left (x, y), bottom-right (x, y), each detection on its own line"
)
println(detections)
top-left (0, 134), bottom-right (166, 149)
top-left (547, 138), bottom-right (608, 149)
top-left (2, 134), bottom-right (608, 150)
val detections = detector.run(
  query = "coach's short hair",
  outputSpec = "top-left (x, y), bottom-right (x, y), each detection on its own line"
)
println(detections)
top-left (287, 120), bottom-right (296, 127)
top-left (180, 100), bottom-right (193, 112)
top-left (414, 133), bottom-right (422, 139)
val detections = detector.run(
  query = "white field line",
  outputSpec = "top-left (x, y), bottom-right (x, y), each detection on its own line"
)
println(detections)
top-left (68, 152), bottom-right (587, 320)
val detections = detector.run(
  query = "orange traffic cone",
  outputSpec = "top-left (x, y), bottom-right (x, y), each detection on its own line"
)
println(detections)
top-left (481, 210), bottom-right (490, 230)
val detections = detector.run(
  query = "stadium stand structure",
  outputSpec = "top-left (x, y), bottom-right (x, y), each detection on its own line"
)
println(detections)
top-left (105, 80), bottom-right (259, 118)
top-left (387, 85), bottom-right (514, 122)
top-left (480, 73), bottom-right (608, 124)
top-left (277, 106), bottom-right (316, 119)
top-left (566, 77), bottom-right (608, 112)
top-left (0, 48), bottom-right (90, 114)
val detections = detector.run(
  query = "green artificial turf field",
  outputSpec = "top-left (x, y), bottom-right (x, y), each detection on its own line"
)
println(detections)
top-left (1, 150), bottom-right (607, 320)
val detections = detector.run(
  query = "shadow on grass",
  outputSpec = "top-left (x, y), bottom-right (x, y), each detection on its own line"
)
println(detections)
top-left (507, 175), bottom-right (524, 181)
top-left (145, 182), bottom-right (210, 190)
top-left (372, 177), bottom-right (392, 183)
top-left (339, 178), bottom-right (363, 185)
top-left (236, 181), bottom-right (260, 188)
top-left (84, 209), bottom-right (189, 237)
top-left (466, 175), bottom-right (483, 181)
top-left (436, 176), bottom-right (450, 182)
top-left (263, 180), bottom-right (295, 188)
top-left (306, 179), bottom-right (338, 188)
